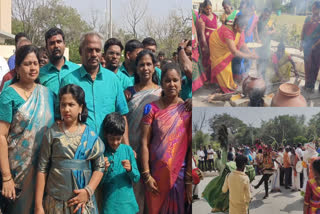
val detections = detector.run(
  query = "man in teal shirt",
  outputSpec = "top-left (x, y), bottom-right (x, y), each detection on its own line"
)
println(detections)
top-left (142, 37), bottom-right (162, 85)
top-left (103, 38), bottom-right (132, 90)
top-left (39, 27), bottom-right (79, 96)
top-left (118, 39), bottom-right (144, 85)
top-left (60, 32), bottom-right (130, 145)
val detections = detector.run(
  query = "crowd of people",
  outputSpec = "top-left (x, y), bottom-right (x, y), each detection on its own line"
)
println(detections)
top-left (192, 0), bottom-right (320, 95)
top-left (194, 139), bottom-right (320, 214)
top-left (0, 27), bottom-right (192, 214)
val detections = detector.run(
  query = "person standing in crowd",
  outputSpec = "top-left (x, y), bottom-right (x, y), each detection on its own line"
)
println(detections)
top-left (0, 38), bottom-right (32, 92)
top-left (142, 37), bottom-right (162, 84)
top-left (157, 51), bottom-right (165, 63)
top-left (125, 50), bottom-right (162, 213)
top-left (254, 147), bottom-right (275, 199)
top-left (35, 84), bottom-right (105, 214)
top-left (177, 39), bottom-right (192, 101)
top-left (60, 32), bottom-right (130, 144)
top-left (38, 47), bottom-right (49, 68)
top-left (296, 143), bottom-right (304, 188)
top-left (220, 0), bottom-right (238, 29)
top-left (39, 27), bottom-right (80, 96)
top-left (197, 146), bottom-right (205, 171)
top-left (204, 145), bottom-right (208, 171)
top-left (232, 0), bottom-right (260, 82)
top-left (271, 150), bottom-right (282, 193)
top-left (119, 39), bottom-right (144, 85)
top-left (222, 155), bottom-right (251, 214)
top-left (283, 147), bottom-right (291, 189)
top-left (100, 113), bottom-right (140, 214)
top-left (103, 38), bottom-right (132, 90)
top-left (172, 52), bottom-right (178, 63)
top-left (197, 0), bottom-right (217, 82)
top-left (141, 63), bottom-right (192, 213)
top-left (207, 145), bottom-right (215, 172)
top-left (227, 147), bottom-right (234, 162)
top-left (0, 45), bottom-right (55, 214)
top-left (301, 1), bottom-right (320, 92)
top-left (7, 32), bottom-right (28, 70)
top-left (291, 148), bottom-right (300, 192)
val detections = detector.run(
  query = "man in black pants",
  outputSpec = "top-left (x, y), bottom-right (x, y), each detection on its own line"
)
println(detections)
top-left (254, 149), bottom-right (275, 199)
top-left (283, 147), bottom-right (291, 189)
top-left (204, 145), bottom-right (208, 171)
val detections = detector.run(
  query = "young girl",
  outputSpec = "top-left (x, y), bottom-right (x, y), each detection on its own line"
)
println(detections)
top-left (34, 84), bottom-right (105, 214)
top-left (304, 159), bottom-right (320, 213)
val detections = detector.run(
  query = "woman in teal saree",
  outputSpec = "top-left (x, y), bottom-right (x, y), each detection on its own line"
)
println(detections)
top-left (0, 45), bottom-right (55, 214)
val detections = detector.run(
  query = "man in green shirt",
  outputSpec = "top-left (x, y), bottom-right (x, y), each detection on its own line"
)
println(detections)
top-left (103, 38), bottom-right (132, 90)
top-left (118, 39), bottom-right (144, 85)
top-left (39, 27), bottom-right (79, 96)
top-left (60, 32), bottom-right (130, 145)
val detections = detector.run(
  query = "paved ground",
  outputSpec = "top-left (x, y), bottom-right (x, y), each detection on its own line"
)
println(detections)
top-left (192, 173), bottom-right (304, 214)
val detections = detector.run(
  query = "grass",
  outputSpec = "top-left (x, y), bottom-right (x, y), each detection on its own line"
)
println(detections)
top-left (270, 14), bottom-right (306, 26)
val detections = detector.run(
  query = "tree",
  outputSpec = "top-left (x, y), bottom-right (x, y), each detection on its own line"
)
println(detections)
top-left (142, 9), bottom-right (191, 57)
top-left (259, 115), bottom-right (306, 147)
top-left (123, 0), bottom-right (149, 39)
top-left (192, 130), bottom-right (211, 152)
top-left (209, 113), bottom-right (247, 140)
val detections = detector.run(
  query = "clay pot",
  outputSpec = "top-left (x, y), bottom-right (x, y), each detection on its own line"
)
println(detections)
top-left (271, 83), bottom-right (307, 107)
top-left (242, 75), bottom-right (266, 97)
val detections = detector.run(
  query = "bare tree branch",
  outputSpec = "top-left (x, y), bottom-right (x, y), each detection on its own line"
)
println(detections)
top-left (123, 0), bottom-right (149, 38)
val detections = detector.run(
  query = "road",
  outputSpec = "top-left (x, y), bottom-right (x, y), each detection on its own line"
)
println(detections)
top-left (192, 174), bottom-right (304, 214)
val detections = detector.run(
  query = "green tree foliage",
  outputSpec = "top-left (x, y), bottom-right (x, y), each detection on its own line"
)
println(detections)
top-left (306, 112), bottom-right (320, 141)
top-left (12, 0), bottom-right (91, 63)
top-left (257, 115), bottom-right (306, 146)
top-left (208, 113), bottom-right (310, 149)
top-left (293, 136), bottom-right (308, 145)
top-left (192, 130), bottom-right (211, 151)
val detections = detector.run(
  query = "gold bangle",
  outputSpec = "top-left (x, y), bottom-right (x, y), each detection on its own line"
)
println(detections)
top-left (142, 169), bottom-right (150, 175)
top-left (186, 172), bottom-right (192, 177)
top-left (2, 177), bottom-right (12, 183)
top-left (145, 176), bottom-right (152, 184)
top-left (185, 182), bottom-right (192, 185)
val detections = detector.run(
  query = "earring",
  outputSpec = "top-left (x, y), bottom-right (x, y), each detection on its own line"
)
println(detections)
top-left (78, 113), bottom-right (82, 122)
top-left (16, 73), bottom-right (20, 80)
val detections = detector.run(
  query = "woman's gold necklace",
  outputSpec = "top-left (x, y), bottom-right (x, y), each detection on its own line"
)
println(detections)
top-left (19, 83), bottom-right (35, 99)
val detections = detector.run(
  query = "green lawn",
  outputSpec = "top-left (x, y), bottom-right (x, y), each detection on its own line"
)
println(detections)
top-left (271, 14), bottom-right (306, 26)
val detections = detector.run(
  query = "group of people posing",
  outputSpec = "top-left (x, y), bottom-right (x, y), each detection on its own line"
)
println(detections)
top-left (0, 27), bottom-right (192, 214)
top-left (192, 0), bottom-right (320, 95)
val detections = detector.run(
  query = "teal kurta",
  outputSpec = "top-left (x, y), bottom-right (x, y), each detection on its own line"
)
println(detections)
top-left (39, 58), bottom-right (80, 96)
top-left (60, 65), bottom-right (129, 136)
top-left (119, 64), bottom-right (135, 85)
top-left (114, 68), bottom-right (133, 90)
top-left (0, 86), bottom-right (26, 123)
top-left (101, 144), bottom-right (140, 214)
top-left (181, 74), bottom-right (192, 101)
top-left (119, 63), bottom-right (162, 86)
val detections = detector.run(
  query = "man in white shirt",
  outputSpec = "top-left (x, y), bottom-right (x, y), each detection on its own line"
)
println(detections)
top-left (197, 145), bottom-right (205, 171)
top-left (295, 143), bottom-right (303, 188)
top-left (207, 145), bottom-right (215, 172)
